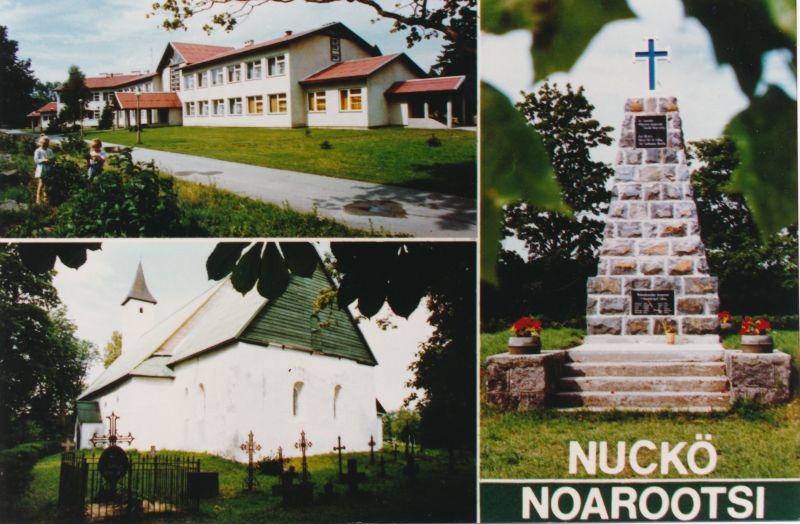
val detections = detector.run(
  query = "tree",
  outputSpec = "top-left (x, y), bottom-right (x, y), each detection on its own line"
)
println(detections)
top-left (58, 66), bottom-right (91, 125)
top-left (97, 103), bottom-right (114, 130)
top-left (690, 137), bottom-right (798, 314)
top-left (31, 80), bottom-right (61, 110)
top-left (428, 6), bottom-right (476, 120)
top-left (103, 330), bottom-right (123, 368)
top-left (150, 0), bottom-right (476, 53)
top-left (0, 245), bottom-right (96, 446)
top-left (0, 26), bottom-right (38, 127)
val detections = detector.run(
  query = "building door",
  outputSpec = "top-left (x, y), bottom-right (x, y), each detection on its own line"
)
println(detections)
top-left (158, 109), bottom-right (169, 123)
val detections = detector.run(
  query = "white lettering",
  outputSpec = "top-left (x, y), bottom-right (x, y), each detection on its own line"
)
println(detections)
top-left (687, 435), bottom-right (717, 474)
top-left (630, 440), bottom-right (657, 475)
top-left (756, 486), bottom-right (765, 519)
top-left (552, 487), bottom-right (581, 521)
top-left (671, 487), bottom-right (702, 521)
top-left (700, 486), bottom-right (726, 518)
top-left (611, 486), bottom-right (638, 520)
top-left (660, 441), bottom-right (688, 475)
top-left (522, 487), bottom-right (548, 519)
top-left (728, 485), bottom-right (754, 519)
top-left (580, 488), bottom-right (609, 520)
top-left (569, 441), bottom-right (597, 475)
top-left (639, 486), bottom-right (670, 520)
top-left (599, 441), bottom-right (626, 475)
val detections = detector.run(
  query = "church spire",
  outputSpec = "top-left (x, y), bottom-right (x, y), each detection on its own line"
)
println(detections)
top-left (122, 262), bottom-right (157, 306)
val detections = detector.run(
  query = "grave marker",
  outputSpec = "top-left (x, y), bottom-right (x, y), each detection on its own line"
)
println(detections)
top-left (240, 430), bottom-right (262, 492)
top-left (333, 436), bottom-right (346, 478)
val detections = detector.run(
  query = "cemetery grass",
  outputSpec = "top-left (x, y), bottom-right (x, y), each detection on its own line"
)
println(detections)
top-left (480, 328), bottom-right (800, 479)
top-left (85, 127), bottom-right (477, 198)
top-left (16, 448), bottom-right (475, 523)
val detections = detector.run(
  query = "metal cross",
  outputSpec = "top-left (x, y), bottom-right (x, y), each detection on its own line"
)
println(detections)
top-left (634, 38), bottom-right (670, 91)
top-left (368, 435), bottom-right (376, 465)
top-left (147, 445), bottom-right (157, 458)
top-left (294, 430), bottom-right (313, 482)
top-left (333, 436), bottom-right (346, 477)
top-left (240, 430), bottom-right (262, 492)
top-left (61, 438), bottom-right (75, 453)
top-left (89, 412), bottom-right (135, 448)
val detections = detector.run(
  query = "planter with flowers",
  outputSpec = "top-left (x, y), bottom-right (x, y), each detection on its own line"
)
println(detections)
top-left (509, 317), bottom-right (542, 355)
top-left (661, 319), bottom-right (677, 344)
top-left (718, 311), bottom-right (733, 332)
top-left (740, 317), bottom-right (773, 353)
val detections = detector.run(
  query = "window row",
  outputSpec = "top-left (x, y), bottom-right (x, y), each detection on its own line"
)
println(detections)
top-left (308, 88), bottom-right (363, 112)
top-left (184, 54), bottom-right (286, 89)
top-left (184, 94), bottom-right (288, 116)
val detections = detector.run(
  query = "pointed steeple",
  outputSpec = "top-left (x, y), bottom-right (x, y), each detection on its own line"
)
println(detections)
top-left (122, 262), bottom-right (157, 306)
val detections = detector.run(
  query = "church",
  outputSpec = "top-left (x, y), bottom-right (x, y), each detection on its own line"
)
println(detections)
top-left (74, 259), bottom-right (384, 461)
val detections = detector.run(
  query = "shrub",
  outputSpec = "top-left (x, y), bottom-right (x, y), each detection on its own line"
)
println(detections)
top-left (426, 134), bottom-right (442, 147)
top-left (320, 140), bottom-right (332, 150)
top-left (97, 104), bottom-right (114, 130)
top-left (41, 156), bottom-right (87, 206)
top-left (0, 440), bottom-right (60, 516)
top-left (15, 136), bottom-right (37, 157)
top-left (55, 134), bottom-right (88, 156)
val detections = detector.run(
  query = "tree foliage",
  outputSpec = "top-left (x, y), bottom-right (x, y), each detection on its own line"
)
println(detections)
top-left (103, 330), bottom-right (123, 368)
top-left (0, 26), bottom-right (37, 127)
top-left (0, 245), bottom-right (96, 446)
top-left (97, 103), bottom-right (114, 131)
top-left (58, 66), bottom-right (91, 125)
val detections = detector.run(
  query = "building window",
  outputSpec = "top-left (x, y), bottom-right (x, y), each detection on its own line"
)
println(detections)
top-left (211, 67), bottom-right (224, 86)
top-left (333, 385), bottom-right (341, 419)
top-left (228, 97), bottom-right (243, 115)
top-left (198, 100), bottom-right (209, 116)
top-left (92, 92), bottom-right (101, 102)
top-left (247, 95), bottom-right (263, 115)
top-left (227, 64), bottom-right (241, 83)
top-left (330, 37), bottom-right (341, 62)
top-left (267, 93), bottom-right (287, 114)
top-left (339, 88), bottom-right (363, 111)
top-left (292, 382), bottom-right (304, 417)
top-left (267, 55), bottom-right (286, 76)
top-left (184, 74), bottom-right (195, 89)
top-left (246, 59), bottom-right (262, 80)
top-left (307, 91), bottom-right (326, 112)
top-left (212, 99), bottom-right (225, 116)
top-left (185, 102), bottom-right (196, 116)
top-left (197, 71), bottom-right (209, 88)
top-left (170, 67), bottom-right (181, 91)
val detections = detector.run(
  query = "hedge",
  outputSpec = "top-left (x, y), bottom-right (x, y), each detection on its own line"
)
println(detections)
top-left (0, 440), bottom-right (61, 513)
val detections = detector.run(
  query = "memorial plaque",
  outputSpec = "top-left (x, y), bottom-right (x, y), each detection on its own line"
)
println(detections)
top-left (635, 115), bottom-right (667, 148)
top-left (631, 290), bottom-right (674, 315)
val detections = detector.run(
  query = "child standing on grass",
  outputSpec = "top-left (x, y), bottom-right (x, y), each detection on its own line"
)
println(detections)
top-left (33, 135), bottom-right (54, 204)
top-left (87, 139), bottom-right (106, 179)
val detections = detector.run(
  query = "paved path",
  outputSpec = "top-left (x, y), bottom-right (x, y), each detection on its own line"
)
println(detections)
top-left (4, 130), bottom-right (476, 237)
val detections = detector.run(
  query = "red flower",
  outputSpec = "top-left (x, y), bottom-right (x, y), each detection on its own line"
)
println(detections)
top-left (512, 316), bottom-right (542, 336)
top-left (718, 311), bottom-right (732, 322)
top-left (755, 319), bottom-right (771, 333)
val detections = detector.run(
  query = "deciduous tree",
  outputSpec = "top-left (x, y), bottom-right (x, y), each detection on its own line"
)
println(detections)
top-left (103, 330), bottom-right (123, 368)
top-left (58, 66), bottom-right (91, 125)
top-left (0, 26), bottom-right (37, 127)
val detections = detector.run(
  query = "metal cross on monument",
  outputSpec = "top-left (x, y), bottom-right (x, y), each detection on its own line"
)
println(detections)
top-left (368, 435), bottom-right (376, 465)
top-left (61, 438), bottom-right (75, 453)
top-left (294, 430), bottom-right (313, 482)
top-left (333, 436), bottom-right (346, 477)
top-left (240, 430), bottom-right (262, 492)
top-left (634, 38), bottom-right (670, 91)
top-left (89, 412), bottom-right (135, 448)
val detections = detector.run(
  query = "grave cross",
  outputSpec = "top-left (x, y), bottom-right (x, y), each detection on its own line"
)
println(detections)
top-left (634, 38), bottom-right (670, 91)
top-left (61, 438), bottom-right (75, 453)
top-left (147, 445), bottom-right (158, 458)
top-left (368, 435), bottom-right (376, 465)
top-left (294, 430), bottom-right (313, 482)
top-left (333, 436), bottom-right (346, 477)
top-left (89, 412), bottom-right (134, 448)
top-left (240, 430), bottom-right (262, 492)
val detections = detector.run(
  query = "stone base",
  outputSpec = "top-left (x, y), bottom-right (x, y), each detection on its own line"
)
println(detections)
top-left (584, 334), bottom-right (722, 346)
top-left (724, 350), bottom-right (791, 404)
top-left (485, 351), bottom-right (566, 410)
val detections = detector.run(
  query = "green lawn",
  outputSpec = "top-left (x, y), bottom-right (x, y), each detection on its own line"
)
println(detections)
top-left (13, 448), bottom-right (475, 523)
top-left (481, 327), bottom-right (800, 479)
top-left (86, 127), bottom-right (477, 198)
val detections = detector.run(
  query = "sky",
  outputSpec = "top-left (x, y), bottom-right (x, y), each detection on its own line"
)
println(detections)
top-left (481, 0), bottom-right (797, 164)
top-left (2, 0), bottom-right (446, 82)
top-left (51, 240), bottom-right (433, 412)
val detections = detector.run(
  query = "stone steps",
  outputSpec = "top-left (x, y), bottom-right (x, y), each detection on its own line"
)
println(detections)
top-left (554, 391), bottom-right (730, 410)
top-left (566, 347), bottom-right (724, 363)
top-left (559, 376), bottom-right (729, 393)
top-left (563, 361), bottom-right (726, 377)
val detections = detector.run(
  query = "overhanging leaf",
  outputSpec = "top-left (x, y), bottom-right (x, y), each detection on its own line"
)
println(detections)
top-left (257, 242), bottom-right (291, 300)
top-left (280, 242), bottom-right (318, 278)
top-left (482, 0), bottom-right (535, 35)
top-left (206, 242), bottom-right (249, 280)
top-left (230, 242), bottom-right (263, 293)
top-left (481, 82), bottom-right (567, 283)
top-left (766, 0), bottom-right (797, 41)
top-left (386, 249), bottom-right (426, 318)
top-left (18, 244), bottom-right (58, 274)
top-left (726, 86), bottom-right (798, 234)
top-left (532, 0), bottom-right (635, 81)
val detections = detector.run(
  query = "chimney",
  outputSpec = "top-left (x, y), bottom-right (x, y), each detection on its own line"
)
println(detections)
top-left (244, 39), bottom-right (254, 46)
top-left (285, 30), bottom-right (293, 36)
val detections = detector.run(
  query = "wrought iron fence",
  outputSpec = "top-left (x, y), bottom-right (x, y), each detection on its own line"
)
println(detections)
top-left (58, 451), bottom-right (200, 521)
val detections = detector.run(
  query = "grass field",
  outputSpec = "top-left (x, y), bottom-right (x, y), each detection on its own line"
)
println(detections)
top-left (480, 327), bottom-right (800, 479)
top-left (86, 127), bottom-right (477, 198)
top-left (14, 448), bottom-right (475, 523)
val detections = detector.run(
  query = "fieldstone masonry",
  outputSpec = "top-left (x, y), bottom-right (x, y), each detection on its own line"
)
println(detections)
top-left (587, 96), bottom-right (719, 337)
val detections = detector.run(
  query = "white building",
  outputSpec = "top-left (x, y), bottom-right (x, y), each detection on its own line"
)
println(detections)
top-left (40, 22), bottom-right (470, 130)
top-left (75, 261), bottom-right (384, 461)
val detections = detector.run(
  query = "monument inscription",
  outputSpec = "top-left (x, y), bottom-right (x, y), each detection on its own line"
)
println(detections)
top-left (635, 115), bottom-right (668, 148)
top-left (631, 290), bottom-right (674, 316)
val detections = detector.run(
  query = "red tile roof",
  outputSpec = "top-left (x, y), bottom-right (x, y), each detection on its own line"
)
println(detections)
top-left (28, 101), bottom-right (58, 117)
top-left (171, 42), bottom-right (234, 65)
top-left (385, 76), bottom-right (466, 95)
top-left (301, 54), bottom-right (404, 85)
top-left (114, 92), bottom-right (182, 110)
top-left (55, 72), bottom-right (158, 91)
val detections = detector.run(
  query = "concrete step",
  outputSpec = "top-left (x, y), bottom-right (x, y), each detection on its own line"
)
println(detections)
top-left (558, 376), bottom-right (729, 393)
top-left (566, 347), bottom-right (724, 363)
top-left (554, 391), bottom-right (730, 410)
top-left (563, 361), bottom-right (727, 377)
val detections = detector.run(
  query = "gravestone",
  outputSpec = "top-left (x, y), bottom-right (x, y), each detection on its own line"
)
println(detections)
top-left (343, 459), bottom-right (366, 495)
top-left (586, 95), bottom-right (719, 339)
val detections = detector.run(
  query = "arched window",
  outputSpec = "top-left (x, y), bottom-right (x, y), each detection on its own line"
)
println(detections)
top-left (293, 382), bottom-right (304, 417)
top-left (333, 385), bottom-right (342, 419)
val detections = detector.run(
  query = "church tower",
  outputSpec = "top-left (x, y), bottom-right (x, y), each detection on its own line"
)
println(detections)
top-left (121, 262), bottom-right (157, 353)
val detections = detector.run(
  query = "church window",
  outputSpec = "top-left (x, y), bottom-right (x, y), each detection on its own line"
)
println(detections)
top-left (333, 385), bottom-right (342, 419)
top-left (292, 382), bottom-right (304, 417)
top-left (139, 307), bottom-right (143, 314)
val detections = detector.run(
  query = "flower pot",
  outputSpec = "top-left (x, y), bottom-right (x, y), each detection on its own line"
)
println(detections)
top-left (665, 333), bottom-right (676, 345)
top-left (508, 336), bottom-right (541, 355)
top-left (740, 334), bottom-right (773, 353)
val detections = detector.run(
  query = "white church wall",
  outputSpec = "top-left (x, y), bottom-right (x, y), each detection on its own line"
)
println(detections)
top-left (122, 299), bottom-right (156, 354)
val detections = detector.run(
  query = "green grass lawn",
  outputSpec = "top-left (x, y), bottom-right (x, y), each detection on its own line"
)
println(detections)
top-left (481, 327), bottom-right (800, 479)
top-left (86, 127), bottom-right (476, 198)
top-left (13, 447), bottom-right (475, 523)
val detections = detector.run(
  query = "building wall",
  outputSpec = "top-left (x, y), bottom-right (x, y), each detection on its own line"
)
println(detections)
top-left (305, 82), bottom-right (370, 128)
top-left (83, 341), bottom-right (381, 461)
top-left (366, 60), bottom-right (421, 127)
